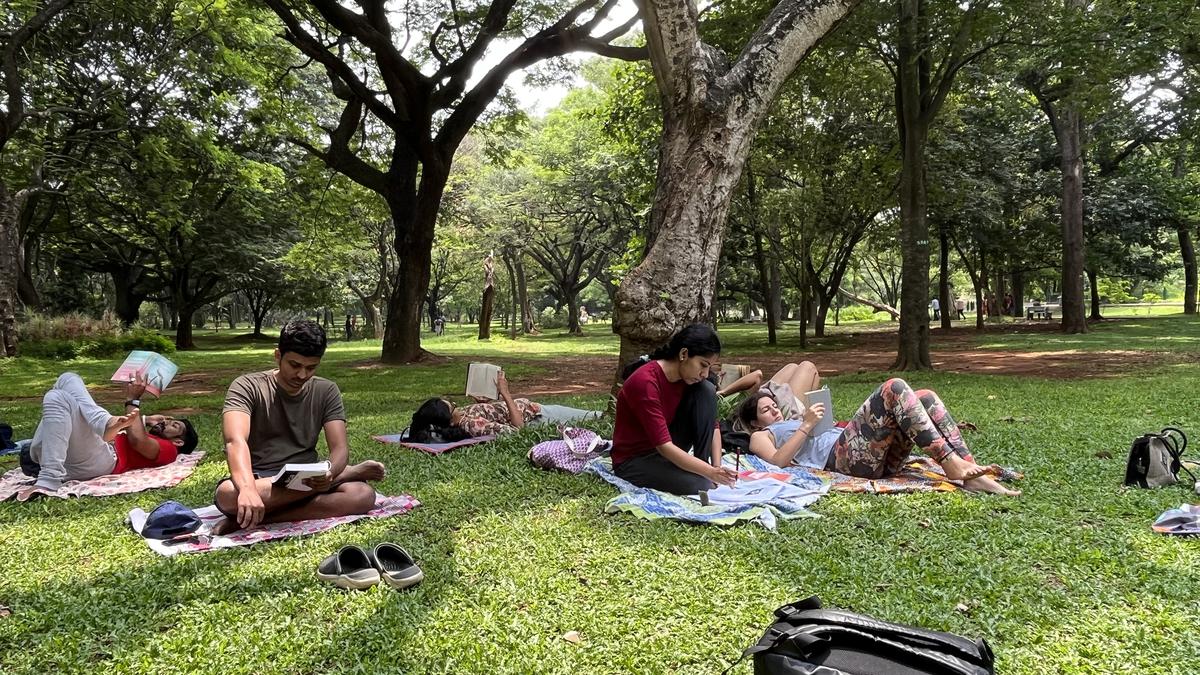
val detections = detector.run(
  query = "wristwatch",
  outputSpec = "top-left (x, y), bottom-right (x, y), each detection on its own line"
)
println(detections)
top-left (125, 399), bottom-right (141, 408)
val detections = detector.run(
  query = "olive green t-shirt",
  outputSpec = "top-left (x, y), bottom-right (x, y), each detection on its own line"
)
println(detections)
top-left (222, 370), bottom-right (346, 473)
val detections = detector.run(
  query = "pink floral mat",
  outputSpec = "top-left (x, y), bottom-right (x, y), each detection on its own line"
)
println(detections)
top-left (129, 493), bottom-right (421, 556)
top-left (0, 452), bottom-right (205, 502)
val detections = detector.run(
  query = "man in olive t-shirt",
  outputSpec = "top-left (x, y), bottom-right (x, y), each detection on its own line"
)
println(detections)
top-left (213, 320), bottom-right (385, 533)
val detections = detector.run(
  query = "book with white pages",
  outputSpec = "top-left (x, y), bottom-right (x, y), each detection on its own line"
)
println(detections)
top-left (800, 387), bottom-right (835, 437)
top-left (268, 460), bottom-right (331, 492)
top-left (465, 362), bottom-right (501, 399)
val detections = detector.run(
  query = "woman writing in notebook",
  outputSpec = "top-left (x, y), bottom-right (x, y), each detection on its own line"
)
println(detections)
top-left (610, 323), bottom-right (737, 495)
top-left (738, 377), bottom-right (1019, 496)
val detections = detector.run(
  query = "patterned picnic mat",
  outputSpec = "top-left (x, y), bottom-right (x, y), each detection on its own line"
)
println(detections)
top-left (0, 451), bottom-right (205, 502)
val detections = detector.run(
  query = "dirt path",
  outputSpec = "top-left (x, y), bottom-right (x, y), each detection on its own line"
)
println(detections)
top-left (512, 324), bottom-right (1183, 397)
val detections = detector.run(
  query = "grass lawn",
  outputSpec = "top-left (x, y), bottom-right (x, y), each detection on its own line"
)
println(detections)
top-left (2, 317), bottom-right (1199, 673)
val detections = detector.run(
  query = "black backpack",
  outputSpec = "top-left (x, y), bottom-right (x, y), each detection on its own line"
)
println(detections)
top-left (1123, 427), bottom-right (1193, 489)
top-left (729, 596), bottom-right (995, 675)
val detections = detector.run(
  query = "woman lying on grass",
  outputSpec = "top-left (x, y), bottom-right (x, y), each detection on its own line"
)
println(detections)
top-left (738, 377), bottom-right (1019, 496)
top-left (610, 323), bottom-right (737, 495)
top-left (408, 371), bottom-right (599, 442)
top-left (408, 371), bottom-right (540, 442)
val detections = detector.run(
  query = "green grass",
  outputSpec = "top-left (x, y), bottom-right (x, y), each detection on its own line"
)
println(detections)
top-left (2, 319), bottom-right (1200, 673)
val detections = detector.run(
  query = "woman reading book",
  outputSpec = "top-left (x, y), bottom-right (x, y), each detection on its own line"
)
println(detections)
top-left (16, 372), bottom-right (199, 501)
top-left (407, 371), bottom-right (600, 442)
top-left (610, 323), bottom-right (736, 495)
top-left (737, 378), bottom-right (1019, 496)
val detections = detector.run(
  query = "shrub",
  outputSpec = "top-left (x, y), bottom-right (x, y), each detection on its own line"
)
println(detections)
top-left (838, 304), bottom-right (880, 322)
top-left (19, 339), bottom-right (80, 360)
top-left (18, 313), bottom-right (174, 360)
top-left (79, 330), bottom-right (176, 358)
top-left (20, 312), bottom-right (122, 342)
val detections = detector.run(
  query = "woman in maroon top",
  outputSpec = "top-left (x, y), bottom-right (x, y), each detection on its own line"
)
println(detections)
top-left (612, 324), bottom-right (737, 495)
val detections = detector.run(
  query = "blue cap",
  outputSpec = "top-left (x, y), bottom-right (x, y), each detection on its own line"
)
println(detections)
top-left (143, 500), bottom-right (201, 539)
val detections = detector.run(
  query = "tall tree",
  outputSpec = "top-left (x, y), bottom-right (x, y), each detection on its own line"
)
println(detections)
top-left (612, 0), bottom-right (856, 372)
top-left (0, 0), bottom-right (75, 355)
top-left (262, 0), bottom-right (643, 362)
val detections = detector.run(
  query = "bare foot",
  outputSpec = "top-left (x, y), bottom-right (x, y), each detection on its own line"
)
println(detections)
top-left (962, 474), bottom-right (1021, 496)
top-left (211, 517), bottom-right (242, 536)
top-left (338, 460), bottom-right (386, 483)
top-left (103, 411), bottom-right (140, 442)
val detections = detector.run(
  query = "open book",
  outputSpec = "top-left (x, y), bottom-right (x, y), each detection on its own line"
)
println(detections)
top-left (465, 362), bottom-right (501, 400)
top-left (111, 350), bottom-right (179, 398)
top-left (800, 387), bottom-right (835, 437)
top-left (718, 364), bottom-right (751, 388)
top-left (268, 461), bottom-right (331, 492)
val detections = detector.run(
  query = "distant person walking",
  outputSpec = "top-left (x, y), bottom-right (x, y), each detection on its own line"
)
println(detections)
top-left (931, 297), bottom-right (941, 321)
top-left (955, 298), bottom-right (966, 320)
top-left (344, 315), bottom-right (353, 341)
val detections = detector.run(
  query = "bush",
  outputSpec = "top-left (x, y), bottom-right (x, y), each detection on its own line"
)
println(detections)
top-left (838, 304), bottom-right (880, 322)
top-left (19, 339), bottom-right (81, 360)
top-left (18, 312), bottom-right (174, 359)
top-left (79, 330), bottom-right (176, 358)
top-left (20, 312), bottom-right (122, 342)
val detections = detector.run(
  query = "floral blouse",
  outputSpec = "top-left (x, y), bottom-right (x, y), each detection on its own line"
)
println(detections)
top-left (456, 398), bottom-right (542, 437)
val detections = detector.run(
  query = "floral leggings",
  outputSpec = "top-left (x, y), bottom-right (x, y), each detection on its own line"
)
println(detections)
top-left (830, 378), bottom-right (974, 478)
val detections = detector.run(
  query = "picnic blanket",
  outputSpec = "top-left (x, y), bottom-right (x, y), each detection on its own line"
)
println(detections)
top-left (128, 493), bottom-right (421, 556)
top-left (0, 451), bottom-right (205, 502)
top-left (584, 454), bottom-right (828, 530)
top-left (372, 433), bottom-right (496, 455)
top-left (809, 455), bottom-right (1024, 494)
top-left (1152, 503), bottom-right (1200, 537)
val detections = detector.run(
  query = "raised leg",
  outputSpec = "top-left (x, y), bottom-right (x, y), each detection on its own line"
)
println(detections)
top-left (785, 361), bottom-right (821, 396)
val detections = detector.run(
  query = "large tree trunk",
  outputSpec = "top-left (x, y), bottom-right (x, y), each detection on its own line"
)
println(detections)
top-left (381, 173), bottom-right (440, 361)
top-left (515, 257), bottom-right (535, 333)
top-left (175, 305), bottom-right (196, 350)
top-left (612, 0), bottom-right (854, 383)
top-left (754, 230), bottom-right (777, 344)
top-left (1181, 226), bottom-right (1197, 315)
top-left (111, 268), bottom-right (147, 328)
top-left (1010, 269), bottom-right (1025, 320)
top-left (1055, 106), bottom-right (1089, 333)
top-left (253, 309), bottom-right (267, 337)
top-left (1087, 266), bottom-right (1102, 320)
top-left (478, 286), bottom-right (494, 339)
top-left (0, 182), bottom-right (22, 356)
top-left (892, 0), bottom-right (932, 369)
top-left (976, 248), bottom-right (987, 330)
top-left (565, 291), bottom-right (581, 335)
top-left (894, 119), bottom-right (932, 368)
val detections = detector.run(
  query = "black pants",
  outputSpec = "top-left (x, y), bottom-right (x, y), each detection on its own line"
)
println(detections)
top-left (614, 379), bottom-right (718, 495)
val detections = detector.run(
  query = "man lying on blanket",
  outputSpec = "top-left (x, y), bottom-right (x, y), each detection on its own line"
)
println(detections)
top-left (213, 320), bottom-right (385, 534)
top-left (18, 372), bottom-right (199, 501)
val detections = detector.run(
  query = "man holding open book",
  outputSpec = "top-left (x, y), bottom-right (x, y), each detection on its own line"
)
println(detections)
top-left (213, 320), bottom-right (385, 533)
top-left (17, 372), bottom-right (199, 501)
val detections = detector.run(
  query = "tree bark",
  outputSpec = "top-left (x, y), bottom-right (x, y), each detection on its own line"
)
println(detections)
top-left (892, 0), bottom-right (932, 369)
top-left (514, 256), bottom-right (535, 333)
top-left (1010, 270), bottom-right (1024, 320)
top-left (750, 173), bottom-right (778, 345)
top-left (1053, 105), bottom-right (1089, 332)
top-left (1180, 226), bottom-right (1197, 315)
top-left (0, 182), bottom-right (21, 356)
top-left (381, 178), bottom-right (439, 361)
top-left (939, 224), bottom-right (951, 330)
top-left (1087, 266), bottom-right (1102, 320)
top-left (612, 0), bottom-right (855, 381)
top-left (111, 268), bottom-right (149, 328)
top-left (478, 253), bottom-right (495, 340)
top-left (502, 252), bottom-right (518, 340)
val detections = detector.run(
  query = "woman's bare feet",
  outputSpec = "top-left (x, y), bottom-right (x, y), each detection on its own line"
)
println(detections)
top-left (939, 453), bottom-right (993, 481)
top-left (103, 410), bottom-right (140, 442)
top-left (338, 460), bottom-right (386, 483)
top-left (962, 474), bottom-right (1021, 496)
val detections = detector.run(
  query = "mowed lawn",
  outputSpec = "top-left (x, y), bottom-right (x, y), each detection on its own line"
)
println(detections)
top-left (1, 316), bottom-right (1199, 674)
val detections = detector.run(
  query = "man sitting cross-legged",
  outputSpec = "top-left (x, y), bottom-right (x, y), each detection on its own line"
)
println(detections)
top-left (214, 320), bottom-right (385, 534)
top-left (18, 371), bottom-right (199, 501)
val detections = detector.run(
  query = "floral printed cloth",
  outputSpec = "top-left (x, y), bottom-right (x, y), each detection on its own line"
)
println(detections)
top-left (458, 398), bottom-right (541, 437)
top-left (129, 493), bottom-right (421, 556)
top-left (814, 455), bottom-right (1023, 494)
top-left (0, 452), bottom-right (205, 501)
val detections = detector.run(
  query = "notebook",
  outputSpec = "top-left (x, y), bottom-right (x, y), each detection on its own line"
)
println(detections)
top-left (465, 362), bottom-right (501, 399)
top-left (800, 387), bottom-right (835, 437)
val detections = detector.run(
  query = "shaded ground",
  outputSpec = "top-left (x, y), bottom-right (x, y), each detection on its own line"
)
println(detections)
top-left (515, 322), bottom-right (1186, 397)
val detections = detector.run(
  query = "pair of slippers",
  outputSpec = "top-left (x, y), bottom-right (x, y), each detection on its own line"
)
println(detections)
top-left (317, 543), bottom-right (423, 590)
